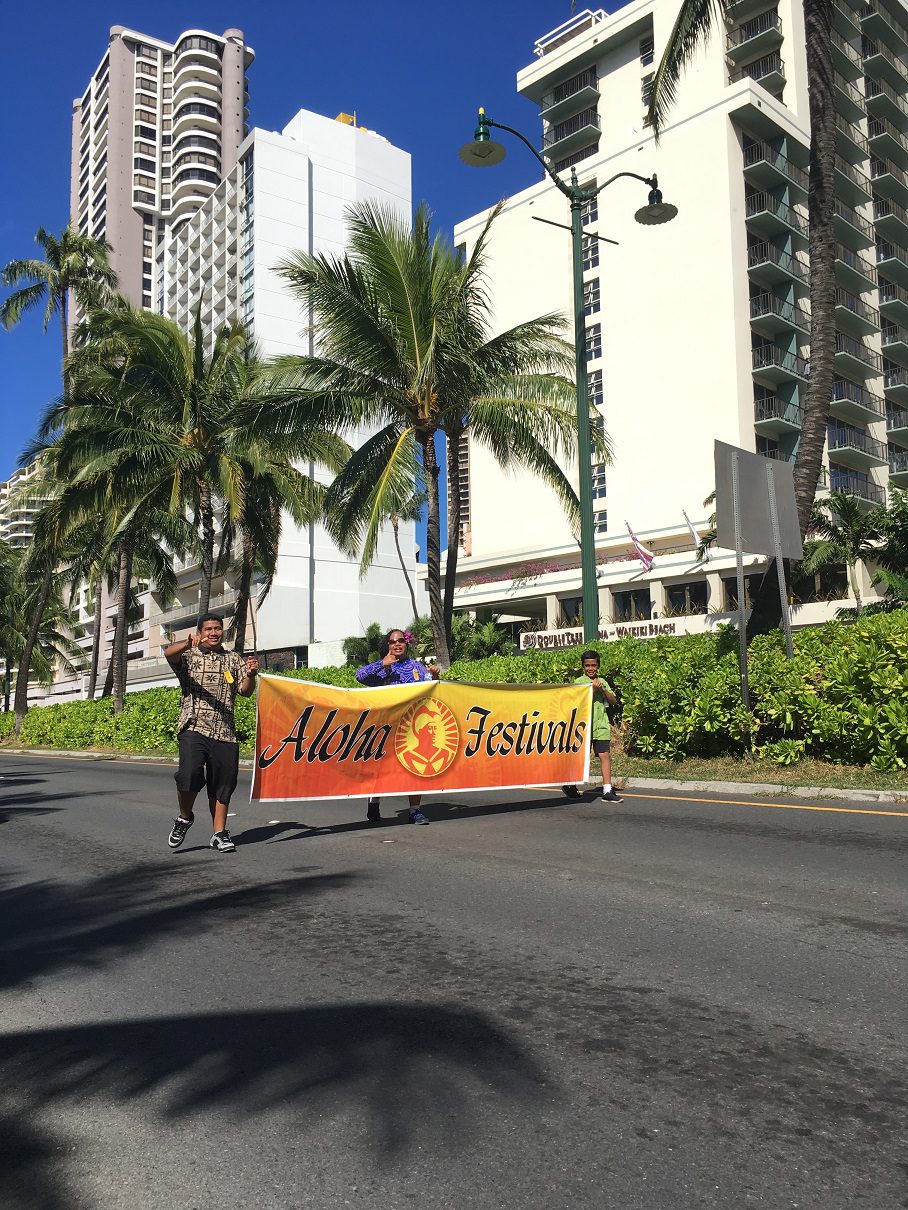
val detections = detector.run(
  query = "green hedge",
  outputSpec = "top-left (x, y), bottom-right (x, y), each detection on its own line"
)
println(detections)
top-left (3, 612), bottom-right (907, 770)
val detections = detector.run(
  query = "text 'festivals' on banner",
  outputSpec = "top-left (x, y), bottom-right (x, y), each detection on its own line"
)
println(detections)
top-left (251, 675), bottom-right (592, 802)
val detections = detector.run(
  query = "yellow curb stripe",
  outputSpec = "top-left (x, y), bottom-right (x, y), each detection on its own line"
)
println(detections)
top-left (620, 790), bottom-right (908, 819)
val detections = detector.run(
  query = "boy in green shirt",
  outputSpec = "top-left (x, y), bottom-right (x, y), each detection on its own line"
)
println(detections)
top-left (563, 650), bottom-right (623, 802)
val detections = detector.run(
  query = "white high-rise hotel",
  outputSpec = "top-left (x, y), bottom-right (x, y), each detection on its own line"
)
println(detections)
top-left (453, 2), bottom-right (907, 631)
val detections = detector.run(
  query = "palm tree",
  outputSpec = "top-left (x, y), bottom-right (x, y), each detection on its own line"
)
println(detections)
top-left (274, 201), bottom-right (603, 667)
top-left (801, 491), bottom-right (885, 614)
top-left (648, 0), bottom-right (837, 630)
top-left (873, 487), bottom-right (908, 600)
top-left (323, 440), bottom-right (426, 622)
top-left (0, 224), bottom-right (118, 383)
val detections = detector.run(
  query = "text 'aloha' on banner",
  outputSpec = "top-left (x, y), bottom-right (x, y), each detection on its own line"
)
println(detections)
top-left (251, 675), bottom-right (592, 802)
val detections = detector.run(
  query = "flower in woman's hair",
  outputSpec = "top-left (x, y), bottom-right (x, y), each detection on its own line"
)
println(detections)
top-left (403, 631), bottom-right (413, 643)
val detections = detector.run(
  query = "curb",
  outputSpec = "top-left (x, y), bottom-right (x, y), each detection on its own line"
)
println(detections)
top-left (620, 776), bottom-right (908, 806)
top-left (4, 749), bottom-right (904, 804)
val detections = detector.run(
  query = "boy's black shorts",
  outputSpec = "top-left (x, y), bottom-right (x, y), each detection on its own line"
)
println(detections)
top-left (175, 729), bottom-right (240, 804)
top-left (592, 739), bottom-right (611, 755)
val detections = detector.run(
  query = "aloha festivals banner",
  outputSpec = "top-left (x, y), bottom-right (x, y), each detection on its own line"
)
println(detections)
top-left (251, 674), bottom-right (592, 802)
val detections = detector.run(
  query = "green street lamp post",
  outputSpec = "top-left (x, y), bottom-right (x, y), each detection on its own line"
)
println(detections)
top-left (460, 108), bottom-right (677, 643)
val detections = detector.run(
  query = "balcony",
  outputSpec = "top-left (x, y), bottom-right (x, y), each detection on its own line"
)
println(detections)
top-left (879, 278), bottom-right (908, 322)
top-left (890, 444), bottom-right (908, 483)
top-left (749, 292), bottom-right (811, 337)
top-left (533, 9), bottom-right (607, 57)
top-left (540, 67), bottom-right (599, 124)
top-left (153, 588), bottom-right (239, 628)
top-left (754, 394), bottom-right (803, 434)
top-left (836, 114), bottom-right (870, 162)
top-left (882, 322), bottom-right (908, 362)
top-left (874, 194), bottom-right (908, 243)
top-left (744, 191), bottom-right (808, 241)
top-left (752, 342), bottom-right (810, 386)
top-left (827, 468), bottom-right (887, 503)
top-left (835, 331), bottom-right (884, 377)
top-left (727, 12), bottom-right (783, 59)
top-left (834, 197), bottom-right (876, 248)
top-left (835, 286), bottom-right (881, 335)
top-left (742, 140), bottom-right (808, 196)
top-left (833, 0), bottom-right (863, 40)
top-left (884, 363), bottom-right (908, 402)
top-left (828, 423), bottom-right (888, 468)
top-left (836, 154), bottom-right (874, 205)
top-left (871, 157), bottom-right (908, 207)
top-left (877, 239), bottom-right (908, 288)
top-left (834, 71), bottom-right (867, 124)
top-left (864, 75), bottom-right (908, 130)
top-left (862, 36), bottom-right (908, 91)
top-left (835, 242), bottom-right (878, 291)
top-left (887, 403), bottom-right (908, 441)
top-left (747, 241), bottom-right (809, 288)
top-left (832, 27), bottom-right (864, 76)
top-left (831, 376), bottom-right (887, 422)
top-left (542, 106), bottom-right (601, 163)
top-left (860, 0), bottom-right (908, 54)
top-left (868, 115), bottom-right (908, 168)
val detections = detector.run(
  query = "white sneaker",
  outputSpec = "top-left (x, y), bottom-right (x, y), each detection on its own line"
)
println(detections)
top-left (209, 830), bottom-right (236, 852)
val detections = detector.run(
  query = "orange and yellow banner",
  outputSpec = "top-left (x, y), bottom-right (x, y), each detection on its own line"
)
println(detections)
top-left (251, 675), bottom-right (592, 802)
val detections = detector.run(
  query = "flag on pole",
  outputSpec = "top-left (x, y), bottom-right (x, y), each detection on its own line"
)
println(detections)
top-left (682, 509), bottom-right (709, 561)
top-left (625, 521), bottom-right (654, 571)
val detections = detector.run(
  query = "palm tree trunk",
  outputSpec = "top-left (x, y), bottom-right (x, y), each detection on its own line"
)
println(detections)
top-left (86, 578), bottom-right (104, 699)
top-left (4, 657), bottom-right (11, 713)
top-left (59, 289), bottom-right (69, 392)
top-left (198, 479), bottom-right (214, 617)
top-left (391, 515), bottom-right (419, 621)
top-left (418, 429), bottom-right (451, 668)
top-left (111, 542), bottom-right (134, 714)
top-left (443, 430), bottom-right (463, 651)
top-left (748, 0), bottom-right (836, 638)
top-left (13, 567), bottom-right (53, 734)
top-left (849, 560), bottom-right (863, 615)
top-left (233, 530), bottom-right (254, 652)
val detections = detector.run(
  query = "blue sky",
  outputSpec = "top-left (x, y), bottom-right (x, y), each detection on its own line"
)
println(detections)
top-left (0, 0), bottom-right (600, 482)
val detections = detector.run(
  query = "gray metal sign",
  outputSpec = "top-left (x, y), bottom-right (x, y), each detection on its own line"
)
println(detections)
top-left (714, 441), bottom-right (803, 559)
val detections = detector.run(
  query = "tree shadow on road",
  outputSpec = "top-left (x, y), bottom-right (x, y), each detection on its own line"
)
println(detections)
top-left (0, 864), bottom-right (356, 993)
top-left (0, 1002), bottom-right (547, 1208)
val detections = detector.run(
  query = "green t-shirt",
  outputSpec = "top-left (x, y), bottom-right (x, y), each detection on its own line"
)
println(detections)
top-left (574, 672), bottom-right (613, 741)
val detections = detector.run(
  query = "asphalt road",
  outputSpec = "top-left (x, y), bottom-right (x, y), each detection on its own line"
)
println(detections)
top-left (1, 754), bottom-right (906, 1210)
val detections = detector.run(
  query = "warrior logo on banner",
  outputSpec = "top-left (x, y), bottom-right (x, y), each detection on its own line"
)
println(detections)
top-left (395, 698), bottom-right (460, 777)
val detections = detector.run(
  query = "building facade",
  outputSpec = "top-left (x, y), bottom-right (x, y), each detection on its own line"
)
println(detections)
top-left (452, 2), bottom-right (905, 633)
top-left (158, 108), bottom-right (417, 664)
top-left (0, 461), bottom-right (47, 549)
top-left (71, 26), bottom-right (253, 309)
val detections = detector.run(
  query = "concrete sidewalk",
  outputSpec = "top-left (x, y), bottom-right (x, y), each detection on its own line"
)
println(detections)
top-left (4, 746), bottom-right (906, 806)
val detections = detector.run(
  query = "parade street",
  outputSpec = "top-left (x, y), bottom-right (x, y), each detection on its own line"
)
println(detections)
top-left (0, 754), bottom-right (905, 1210)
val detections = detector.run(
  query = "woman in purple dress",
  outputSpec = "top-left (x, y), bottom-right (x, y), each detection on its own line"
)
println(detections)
top-left (356, 629), bottom-right (437, 826)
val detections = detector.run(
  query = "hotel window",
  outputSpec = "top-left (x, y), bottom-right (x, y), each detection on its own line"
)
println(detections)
top-left (640, 34), bottom-right (655, 67)
top-left (588, 369), bottom-right (603, 409)
top-left (581, 233), bottom-right (599, 271)
top-left (592, 464), bottom-right (607, 500)
top-left (584, 278), bottom-right (601, 316)
top-left (642, 73), bottom-right (655, 119)
top-left (585, 323), bottom-right (602, 363)
top-left (667, 580), bottom-right (708, 615)
top-left (613, 589), bottom-right (652, 622)
top-left (594, 513), bottom-right (608, 537)
top-left (580, 188), bottom-right (598, 226)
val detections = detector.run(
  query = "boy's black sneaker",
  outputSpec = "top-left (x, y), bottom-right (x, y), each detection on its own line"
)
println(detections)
top-left (366, 798), bottom-right (382, 824)
top-left (562, 785), bottom-right (581, 799)
top-left (209, 830), bottom-right (236, 853)
top-left (168, 816), bottom-right (193, 848)
top-left (601, 790), bottom-right (623, 803)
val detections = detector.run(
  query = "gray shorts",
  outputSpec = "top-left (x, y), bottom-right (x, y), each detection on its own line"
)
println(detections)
top-left (592, 739), bottom-right (610, 755)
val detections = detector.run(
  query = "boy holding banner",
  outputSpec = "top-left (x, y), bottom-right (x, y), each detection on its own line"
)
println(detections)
top-left (563, 651), bottom-right (623, 803)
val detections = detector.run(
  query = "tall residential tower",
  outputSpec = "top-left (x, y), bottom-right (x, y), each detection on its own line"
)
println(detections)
top-left (70, 26), bottom-right (253, 308)
top-left (452, 1), bottom-right (907, 634)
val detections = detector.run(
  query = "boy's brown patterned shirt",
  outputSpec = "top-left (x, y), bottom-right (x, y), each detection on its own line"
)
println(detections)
top-left (176, 647), bottom-right (247, 742)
